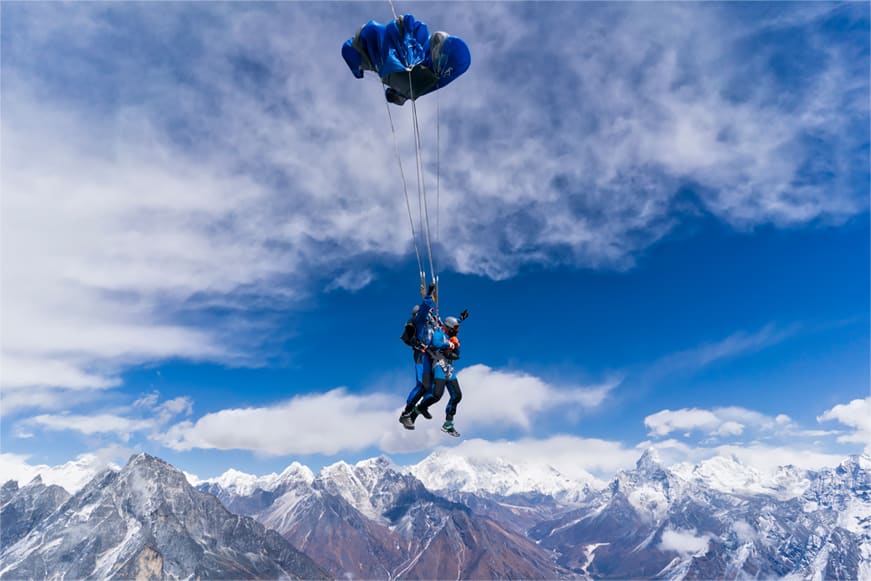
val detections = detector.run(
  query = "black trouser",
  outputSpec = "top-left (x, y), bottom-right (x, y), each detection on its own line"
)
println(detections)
top-left (418, 377), bottom-right (462, 422)
top-left (403, 372), bottom-right (432, 415)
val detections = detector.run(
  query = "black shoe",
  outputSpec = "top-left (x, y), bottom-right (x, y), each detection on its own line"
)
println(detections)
top-left (415, 406), bottom-right (432, 420)
top-left (399, 413), bottom-right (415, 430)
top-left (441, 422), bottom-right (460, 437)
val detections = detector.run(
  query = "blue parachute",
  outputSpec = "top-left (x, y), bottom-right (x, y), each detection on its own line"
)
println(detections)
top-left (342, 14), bottom-right (470, 105)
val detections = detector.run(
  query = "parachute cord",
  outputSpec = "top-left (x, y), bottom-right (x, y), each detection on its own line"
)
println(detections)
top-left (387, 0), bottom-right (399, 20)
top-left (408, 73), bottom-right (437, 294)
top-left (436, 86), bottom-right (441, 277)
top-left (384, 98), bottom-right (425, 287)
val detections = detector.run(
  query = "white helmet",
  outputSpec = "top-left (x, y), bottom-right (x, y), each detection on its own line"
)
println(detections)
top-left (443, 316), bottom-right (460, 334)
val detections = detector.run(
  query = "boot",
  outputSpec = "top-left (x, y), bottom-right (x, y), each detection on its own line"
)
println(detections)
top-left (399, 411), bottom-right (416, 430)
top-left (441, 421), bottom-right (460, 438)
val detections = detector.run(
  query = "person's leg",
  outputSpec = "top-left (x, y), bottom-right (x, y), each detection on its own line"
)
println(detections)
top-left (444, 379), bottom-right (462, 423)
top-left (417, 377), bottom-right (446, 417)
top-left (402, 355), bottom-right (426, 414)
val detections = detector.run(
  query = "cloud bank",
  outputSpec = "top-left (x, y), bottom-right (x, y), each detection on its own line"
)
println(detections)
top-left (159, 365), bottom-right (613, 456)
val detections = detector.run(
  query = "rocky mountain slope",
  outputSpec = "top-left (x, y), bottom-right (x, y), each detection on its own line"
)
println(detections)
top-left (0, 454), bottom-right (328, 580)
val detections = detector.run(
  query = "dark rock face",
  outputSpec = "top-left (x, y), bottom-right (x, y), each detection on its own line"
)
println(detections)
top-left (0, 476), bottom-right (70, 550)
top-left (0, 454), bottom-right (328, 580)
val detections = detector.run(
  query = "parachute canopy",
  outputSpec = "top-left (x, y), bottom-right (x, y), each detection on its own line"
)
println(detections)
top-left (342, 14), bottom-right (470, 105)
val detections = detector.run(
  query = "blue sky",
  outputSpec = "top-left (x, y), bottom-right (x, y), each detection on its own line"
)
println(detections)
top-left (1, 2), bottom-right (869, 488)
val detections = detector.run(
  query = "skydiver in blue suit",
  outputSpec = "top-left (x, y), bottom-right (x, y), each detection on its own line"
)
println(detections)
top-left (403, 309), bottom-right (468, 437)
top-left (399, 285), bottom-right (438, 428)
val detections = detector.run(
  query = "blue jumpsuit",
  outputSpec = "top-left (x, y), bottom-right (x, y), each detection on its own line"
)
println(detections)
top-left (402, 295), bottom-right (437, 413)
top-left (417, 327), bottom-right (463, 422)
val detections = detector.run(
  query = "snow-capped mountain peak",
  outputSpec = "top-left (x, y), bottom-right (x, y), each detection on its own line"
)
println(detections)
top-left (411, 449), bottom-right (598, 501)
top-left (636, 446), bottom-right (663, 469)
top-left (1, 452), bottom-right (328, 580)
top-left (277, 461), bottom-right (315, 485)
top-left (213, 468), bottom-right (270, 494)
top-left (202, 462), bottom-right (314, 497)
top-left (316, 456), bottom-right (413, 521)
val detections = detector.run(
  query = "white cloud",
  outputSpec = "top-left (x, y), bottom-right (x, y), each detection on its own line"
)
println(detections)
top-left (640, 438), bottom-right (848, 477)
top-left (442, 436), bottom-right (638, 482)
top-left (163, 366), bottom-right (617, 456)
top-left (326, 269), bottom-right (375, 293)
top-left (163, 388), bottom-right (398, 456)
top-left (647, 324), bottom-right (796, 379)
top-left (14, 393), bottom-right (195, 442)
top-left (818, 397), bottom-right (871, 450)
top-left (712, 444), bottom-right (846, 474)
top-left (0, 387), bottom-right (107, 417)
top-left (731, 520), bottom-right (759, 544)
top-left (658, 528), bottom-right (710, 555)
top-left (158, 397), bottom-right (194, 417)
top-left (645, 406), bottom-right (784, 438)
top-left (455, 364), bottom-right (617, 430)
top-left (133, 392), bottom-right (161, 408)
top-left (714, 421), bottom-right (745, 436)
top-left (646, 408), bottom-right (722, 437)
top-left (24, 414), bottom-right (155, 441)
top-left (1, 2), bottom-right (865, 408)
top-left (0, 446), bottom-right (130, 494)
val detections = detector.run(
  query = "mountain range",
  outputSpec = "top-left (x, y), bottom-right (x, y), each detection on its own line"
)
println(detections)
top-left (2, 449), bottom-right (868, 579)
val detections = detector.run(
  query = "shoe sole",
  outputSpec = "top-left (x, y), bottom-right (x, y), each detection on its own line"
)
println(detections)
top-left (441, 427), bottom-right (461, 437)
top-left (399, 418), bottom-right (415, 430)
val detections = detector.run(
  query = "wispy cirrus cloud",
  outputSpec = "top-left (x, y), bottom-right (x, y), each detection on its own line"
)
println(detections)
top-left (645, 324), bottom-right (797, 381)
top-left (22, 414), bottom-right (155, 440)
top-left (14, 392), bottom-right (194, 442)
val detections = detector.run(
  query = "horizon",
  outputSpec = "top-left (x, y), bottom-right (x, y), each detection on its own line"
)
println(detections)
top-left (2, 2), bottom-right (869, 489)
top-left (6, 434), bottom-right (871, 497)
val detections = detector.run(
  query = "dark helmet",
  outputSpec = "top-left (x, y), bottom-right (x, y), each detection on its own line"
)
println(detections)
top-left (443, 316), bottom-right (460, 335)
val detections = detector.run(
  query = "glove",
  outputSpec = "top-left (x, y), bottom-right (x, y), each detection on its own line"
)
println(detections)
top-left (459, 309), bottom-right (469, 321)
top-left (449, 336), bottom-right (460, 349)
top-left (427, 283), bottom-right (436, 296)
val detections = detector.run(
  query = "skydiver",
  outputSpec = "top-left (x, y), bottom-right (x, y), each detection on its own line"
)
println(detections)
top-left (403, 310), bottom-right (469, 437)
top-left (399, 284), bottom-right (438, 429)
top-left (398, 305), bottom-right (433, 428)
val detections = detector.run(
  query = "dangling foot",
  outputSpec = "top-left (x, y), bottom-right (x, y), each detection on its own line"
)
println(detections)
top-left (415, 406), bottom-right (432, 420)
top-left (441, 421), bottom-right (461, 438)
top-left (399, 412), bottom-right (415, 430)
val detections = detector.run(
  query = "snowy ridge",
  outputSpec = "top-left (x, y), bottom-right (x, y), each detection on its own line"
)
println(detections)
top-left (317, 456), bottom-right (411, 521)
top-left (202, 461), bottom-right (314, 495)
top-left (671, 454), bottom-right (814, 499)
top-left (410, 449), bottom-right (599, 501)
top-left (1, 453), bottom-right (121, 495)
